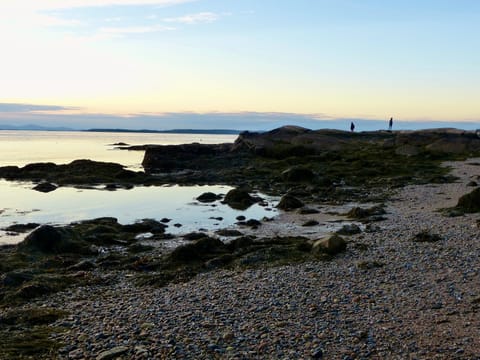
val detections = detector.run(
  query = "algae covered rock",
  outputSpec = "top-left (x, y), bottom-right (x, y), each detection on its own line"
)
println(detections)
top-left (169, 237), bottom-right (227, 263)
top-left (336, 224), bottom-right (361, 235)
top-left (196, 192), bottom-right (222, 203)
top-left (281, 167), bottom-right (315, 182)
top-left (277, 194), bottom-right (304, 211)
top-left (33, 182), bottom-right (58, 193)
top-left (412, 230), bottom-right (442, 243)
top-left (223, 188), bottom-right (260, 210)
top-left (18, 225), bottom-right (89, 254)
top-left (312, 234), bottom-right (347, 255)
top-left (455, 188), bottom-right (480, 213)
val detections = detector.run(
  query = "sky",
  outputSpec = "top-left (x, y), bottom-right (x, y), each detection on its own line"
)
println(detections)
top-left (0, 0), bottom-right (479, 130)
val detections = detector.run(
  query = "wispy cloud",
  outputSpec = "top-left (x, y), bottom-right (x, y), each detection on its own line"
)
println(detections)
top-left (0, 103), bottom-right (76, 113)
top-left (99, 24), bottom-right (174, 35)
top-left (164, 12), bottom-right (221, 25)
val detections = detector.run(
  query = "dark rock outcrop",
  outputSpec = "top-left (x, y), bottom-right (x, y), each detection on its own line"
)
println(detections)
top-left (18, 225), bottom-right (87, 254)
top-left (277, 194), bottom-right (304, 211)
top-left (33, 182), bottom-right (57, 193)
top-left (196, 192), bottom-right (222, 203)
top-left (223, 188), bottom-right (260, 210)
top-left (455, 188), bottom-right (480, 213)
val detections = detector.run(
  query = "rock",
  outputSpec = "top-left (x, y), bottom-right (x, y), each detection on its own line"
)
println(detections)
top-left (96, 346), bottom-right (129, 360)
top-left (245, 219), bottom-right (261, 227)
top-left (196, 192), bottom-right (222, 203)
top-left (312, 235), bottom-right (347, 255)
top-left (467, 181), bottom-right (478, 187)
top-left (18, 225), bottom-right (88, 254)
top-left (236, 215), bottom-right (246, 221)
top-left (281, 167), bottom-right (315, 182)
top-left (412, 230), bottom-right (442, 243)
top-left (15, 283), bottom-right (53, 300)
top-left (346, 205), bottom-right (386, 219)
top-left (226, 236), bottom-right (255, 251)
top-left (183, 232), bottom-right (208, 241)
top-left (215, 229), bottom-right (243, 237)
top-left (277, 194), bottom-right (304, 211)
top-left (169, 237), bottom-right (227, 262)
top-left (160, 218), bottom-right (171, 223)
top-left (357, 260), bottom-right (385, 270)
top-left (302, 220), bottom-right (319, 227)
top-left (223, 188), bottom-right (260, 210)
top-left (2, 271), bottom-right (34, 287)
top-left (122, 219), bottom-right (167, 234)
top-left (455, 188), bottom-right (480, 213)
top-left (2, 223), bottom-right (39, 233)
top-left (33, 182), bottom-right (57, 193)
top-left (311, 347), bottom-right (324, 359)
top-left (336, 224), bottom-right (361, 235)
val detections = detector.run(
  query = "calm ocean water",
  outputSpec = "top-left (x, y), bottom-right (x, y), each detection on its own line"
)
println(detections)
top-left (0, 130), bottom-right (237, 169)
top-left (0, 131), bottom-right (278, 245)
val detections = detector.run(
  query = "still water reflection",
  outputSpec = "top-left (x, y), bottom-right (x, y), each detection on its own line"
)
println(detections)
top-left (0, 181), bottom-right (278, 245)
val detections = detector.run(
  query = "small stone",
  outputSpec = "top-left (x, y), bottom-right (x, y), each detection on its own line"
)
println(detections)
top-left (96, 346), bottom-right (129, 360)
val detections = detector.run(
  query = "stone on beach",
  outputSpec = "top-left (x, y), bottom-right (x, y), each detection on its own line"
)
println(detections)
top-left (312, 234), bottom-right (346, 255)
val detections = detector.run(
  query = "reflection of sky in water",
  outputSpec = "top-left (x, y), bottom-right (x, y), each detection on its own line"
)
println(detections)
top-left (0, 131), bottom-right (237, 170)
top-left (0, 180), bottom-right (278, 245)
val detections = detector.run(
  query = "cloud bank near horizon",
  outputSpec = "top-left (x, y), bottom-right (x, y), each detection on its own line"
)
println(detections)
top-left (0, 103), bottom-right (479, 132)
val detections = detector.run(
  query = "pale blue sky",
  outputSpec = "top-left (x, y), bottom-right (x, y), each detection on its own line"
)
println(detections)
top-left (0, 0), bottom-right (479, 130)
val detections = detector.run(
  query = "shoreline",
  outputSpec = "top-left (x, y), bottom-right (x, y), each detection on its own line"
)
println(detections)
top-left (3, 157), bottom-right (479, 359)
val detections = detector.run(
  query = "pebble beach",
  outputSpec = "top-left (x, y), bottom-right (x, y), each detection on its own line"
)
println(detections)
top-left (16, 158), bottom-right (480, 359)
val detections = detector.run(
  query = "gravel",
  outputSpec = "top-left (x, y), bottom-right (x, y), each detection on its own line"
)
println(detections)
top-left (23, 159), bottom-right (480, 359)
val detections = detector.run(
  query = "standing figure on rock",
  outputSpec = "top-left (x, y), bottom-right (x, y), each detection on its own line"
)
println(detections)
top-left (389, 117), bottom-right (393, 131)
top-left (350, 122), bottom-right (355, 132)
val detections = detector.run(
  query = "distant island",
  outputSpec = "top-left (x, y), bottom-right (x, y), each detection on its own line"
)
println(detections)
top-left (0, 124), bottom-right (242, 135)
top-left (85, 128), bottom-right (242, 135)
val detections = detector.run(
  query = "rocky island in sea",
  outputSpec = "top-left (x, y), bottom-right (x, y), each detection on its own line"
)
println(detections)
top-left (1, 126), bottom-right (480, 359)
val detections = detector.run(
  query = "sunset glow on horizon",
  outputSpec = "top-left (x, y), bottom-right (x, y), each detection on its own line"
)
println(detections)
top-left (1, 0), bottom-right (479, 129)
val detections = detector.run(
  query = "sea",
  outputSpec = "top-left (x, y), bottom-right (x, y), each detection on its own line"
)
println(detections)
top-left (0, 131), bottom-right (278, 245)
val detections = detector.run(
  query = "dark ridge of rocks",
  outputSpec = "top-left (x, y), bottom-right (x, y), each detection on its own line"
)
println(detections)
top-left (0, 159), bottom-right (144, 186)
top-left (141, 143), bottom-right (237, 173)
top-left (2, 223), bottom-right (40, 233)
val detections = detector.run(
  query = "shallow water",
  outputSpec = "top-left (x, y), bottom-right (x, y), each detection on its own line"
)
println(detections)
top-left (0, 130), bottom-right (237, 170)
top-left (0, 131), bottom-right (273, 245)
top-left (0, 180), bottom-right (278, 245)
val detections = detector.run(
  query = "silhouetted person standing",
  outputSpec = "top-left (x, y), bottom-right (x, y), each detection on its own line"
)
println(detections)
top-left (389, 117), bottom-right (393, 131)
top-left (350, 122), bottom-right (355, 132)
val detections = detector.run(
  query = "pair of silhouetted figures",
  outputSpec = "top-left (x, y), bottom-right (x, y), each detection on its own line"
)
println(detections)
top-left (350, 117), bottom-right (393, 132)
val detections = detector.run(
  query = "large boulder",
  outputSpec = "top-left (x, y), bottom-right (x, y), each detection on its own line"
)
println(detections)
top-left (223, 188), bottom-right (260, 210)
top-left (18, 225), bottom-right (88, 254)
top-left (196, 192), bottom-right (222, 203)
top-left (312, 235), bottom-right (347, 255)
top-left (169, 237), bottom-right (227, 263)
top-left (455, 188), bottom-right (480, 213)
top-left (276, 194), bottom-right (304, 211)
